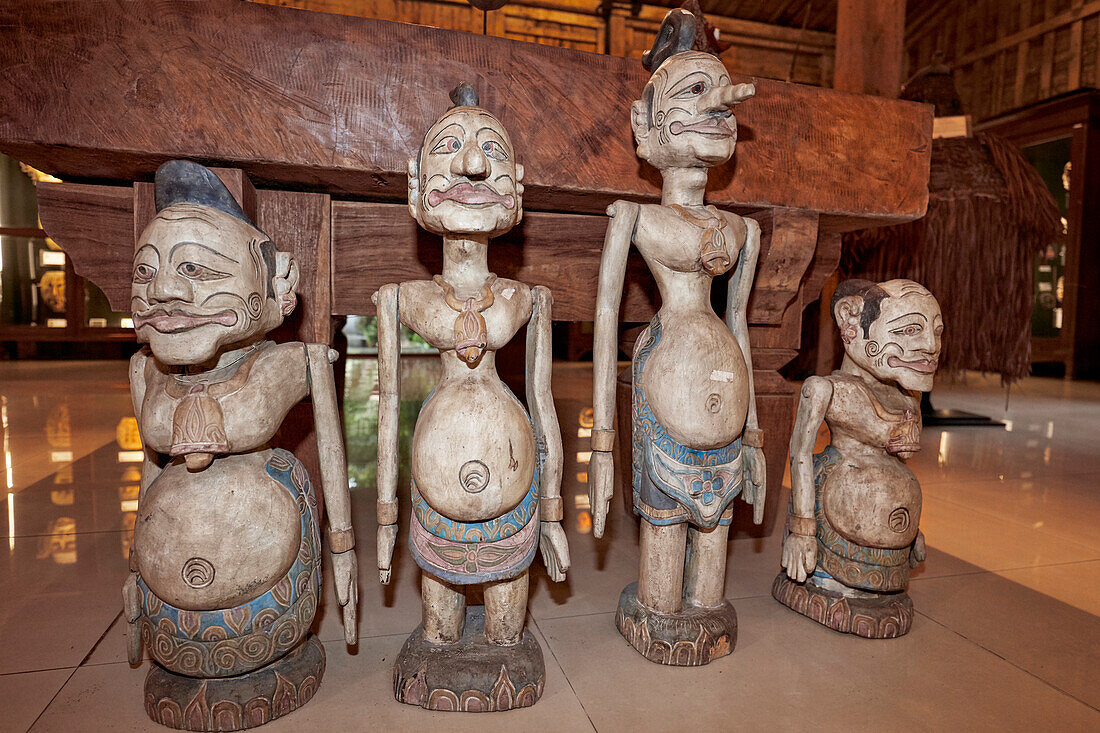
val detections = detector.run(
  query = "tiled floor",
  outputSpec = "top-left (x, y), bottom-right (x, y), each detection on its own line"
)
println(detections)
top-left (1, 360), bottom-right (1097, 732)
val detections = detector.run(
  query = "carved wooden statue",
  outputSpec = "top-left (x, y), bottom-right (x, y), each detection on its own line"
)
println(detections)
top-left (773, 278), bottom-right (943, 638)
top-left (124, 161), bottom-right (357, 730)
top-left (589, 8), bottom-right (765, 667)
top-left (375, 83), bottom-right (569, 712)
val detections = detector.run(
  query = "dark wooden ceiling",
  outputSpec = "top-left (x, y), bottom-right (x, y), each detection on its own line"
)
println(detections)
top-left (646, 1), bottom-right (954, 36)
top-left (646, 0), bottom-right (841, 33)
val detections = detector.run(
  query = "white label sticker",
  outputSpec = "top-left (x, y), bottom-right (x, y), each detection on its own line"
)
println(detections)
top-left (710, 370), bottom-right (739, 382)
top-left (502, 287), bottom-right (515, 300)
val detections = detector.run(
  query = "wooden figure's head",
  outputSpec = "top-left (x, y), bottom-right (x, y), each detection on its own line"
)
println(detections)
top-left (131, 161), bottom-right (299, 366)
top-left (408, 82), bottom-right (524, 239)
top-left (833, 278), bottom-right (944, 392)
top-left (632, 9), bottom-right (754, 172)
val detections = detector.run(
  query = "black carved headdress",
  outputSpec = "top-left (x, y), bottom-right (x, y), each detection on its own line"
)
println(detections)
top-left (154, 160), bottom-right (253, 226)
top-left (642, 9), bottom-right (698, 72)
top-left (449, 81), bottom-right (480, 109)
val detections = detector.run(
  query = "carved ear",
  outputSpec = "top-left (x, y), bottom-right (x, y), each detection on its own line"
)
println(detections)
top-left (631, 100), bottom-right (652, 158)
top-left (272, 251), bottom-right (300, 317)
top-left (834, 295), bottom-right (864, 344)
top-left (407, 156), bottom-right (420, 219)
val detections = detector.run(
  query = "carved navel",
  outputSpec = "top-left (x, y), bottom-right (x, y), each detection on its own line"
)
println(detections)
top-left (182, 557), bottom-right (215, 589)
top-left (459, 460), bottom-right (490, 493)
top-left (706, 393), bottom-right (722, 414)
top-left (889, 507), bottom-right (910, 533)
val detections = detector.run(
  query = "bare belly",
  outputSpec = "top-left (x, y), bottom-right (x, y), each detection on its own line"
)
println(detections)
top-left (412, 377), bottom-right (536, 522)
top-left (134, 450), bottom-right (301, 611)
top-left (823, 454), bottom-right (921, 549)
top-left (641, 311), bottom-right (749, 450)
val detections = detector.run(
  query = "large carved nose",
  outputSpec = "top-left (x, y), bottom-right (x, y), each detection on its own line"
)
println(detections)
top-left (146, 269), bottom-right (190, 304)
top-left (451, 143), bottom-right (489, 179)
top-left (699, 82), bottom-right (756, 115)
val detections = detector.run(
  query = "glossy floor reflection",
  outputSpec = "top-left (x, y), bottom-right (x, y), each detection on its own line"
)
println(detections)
top-left (0, 361), bottom-right (1097, 731)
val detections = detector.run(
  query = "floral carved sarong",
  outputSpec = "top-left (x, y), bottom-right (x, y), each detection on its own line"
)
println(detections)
top-left (137, 449), bottom-right (321, 678)
top-left (409, 467), bottom-right (540, 585)
top-left (810, 445), bottom-right (911, 592)
top-left (631, 315), bottom-right (743, 528)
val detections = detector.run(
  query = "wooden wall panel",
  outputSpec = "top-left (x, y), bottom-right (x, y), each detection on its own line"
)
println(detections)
top-left (906, 0), bottom-right (1100, 121)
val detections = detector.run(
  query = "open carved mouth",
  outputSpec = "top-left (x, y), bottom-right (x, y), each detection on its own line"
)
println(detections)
top-left (132, 308), bottom-right (238, 334)
top-left (887, 356), bottom-right (937, 374)
top-left (427, 182), bottom-right (515, 209)
top-left (669, 117), bottom-right (734, 138)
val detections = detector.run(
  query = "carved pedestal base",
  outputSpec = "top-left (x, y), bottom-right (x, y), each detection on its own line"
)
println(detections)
top-left (615, 582), bottom-right (737, 666)
top-left (393, 606), bottom-right (545, 712)
top-left (144, 634), bottom-right (325, 731)
top-left (771, 572), bottom-right (914, 638)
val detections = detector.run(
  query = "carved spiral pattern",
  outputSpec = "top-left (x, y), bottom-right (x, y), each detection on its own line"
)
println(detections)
top-left (888, 507), bottom-right (911, 533)
top-left (705, 393), bottom-right (722, 414)
top-left (459, 460), bottom-right (490, 494)
top-left (865, 340), bottom-right (882, 357)
top-left (181, 557), bottom-right (215, 589)
top-left (246, 292), bottom-right (264, 320)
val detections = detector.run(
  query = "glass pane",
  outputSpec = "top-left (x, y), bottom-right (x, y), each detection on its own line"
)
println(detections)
top-left (342, 315), bottom-right (436, 355)
top-left (1021, 137), bottom-right (1072, 339)
top-left (0, 236), bottom-right (67, 327)
top-left (84, 280), bottom-right (130, 328)
top-left (0, 154), bottom-right (41, 229)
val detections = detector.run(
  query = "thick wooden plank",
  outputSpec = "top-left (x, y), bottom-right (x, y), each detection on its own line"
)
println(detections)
top-left (0, 0), bottom-right (929, 226)
top-left (835, 0), bottom-right (905, 97)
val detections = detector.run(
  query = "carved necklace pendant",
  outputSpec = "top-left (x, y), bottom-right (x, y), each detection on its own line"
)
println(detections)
top-left (670, 204), bottom-right (732, 276)
top-left (434, 274), bottom-right (497, 365)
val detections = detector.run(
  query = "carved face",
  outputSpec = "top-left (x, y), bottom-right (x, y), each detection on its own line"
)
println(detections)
top-left (408, 106), bottom-right (524, 238)
top-left (131, 204), bottom-right (298, 366)
top-left (836, 279), bottom-right (944, 392)
top-left (632, 51), bottom-right (754, 170)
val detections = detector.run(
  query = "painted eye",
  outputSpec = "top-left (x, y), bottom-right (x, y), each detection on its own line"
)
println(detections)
top-left (133, 263), bottom-right (156, 283)
top-left (177, 262), bottom-right (229, 281)
top-left (430, 136), bottom-right (461, 155)
top-left (481, 140), bottom-right (507, 160)
top-left (691, 82), bottom-right (705, 95)
top-left (892, 324), bottom-right (922, 337)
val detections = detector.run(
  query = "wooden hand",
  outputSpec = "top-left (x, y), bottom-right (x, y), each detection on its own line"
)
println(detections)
top-left (377, 523), bottom-right (398, 584)
top-left (539, 521), bottom-right (570, 582)
top-left (588, 451), bottom-right (614, 539)
top-left (331, 549), bottom-right (358, 645)
top-left (781, 533), bottom-right (817, 583)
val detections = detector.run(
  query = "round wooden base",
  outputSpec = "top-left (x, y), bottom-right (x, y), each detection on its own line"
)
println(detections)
top-left (614, 582), bottom-right (737, 666)
top-left (143, 634), bottom-right (325, 731)
top-left (393, 606), bottom-right (545, 713)
top-left (771, 572), bottom-right (914, 638)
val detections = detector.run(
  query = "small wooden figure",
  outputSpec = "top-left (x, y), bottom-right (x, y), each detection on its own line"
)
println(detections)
top-left (124, 161), bottom-right (357, 730)
top-left (589, 8), bottom-right (765, 667)
top-left (375, 83), bottom-right (569, 712)
top-left (773, 278), bottom-right (943, 638)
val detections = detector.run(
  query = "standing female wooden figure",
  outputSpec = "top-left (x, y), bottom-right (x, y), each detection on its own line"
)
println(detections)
top-left (774, 278), bottom-right (942, 638)
top-left (375, 83), bottom-right (569, 712)
top-left (124, 161), bottom-right (357, 730)
top-left (589, 8), bottom-right (766, 667)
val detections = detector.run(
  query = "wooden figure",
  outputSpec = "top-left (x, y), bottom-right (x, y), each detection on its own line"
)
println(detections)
top-left (773, 278), bottom-right (943, 638)
top-left (589, 8), bottom-right (765, 667)
top-left (375, 83), bottom-right (569, 712)
top-left (124, 161), bottom-right (357, 730)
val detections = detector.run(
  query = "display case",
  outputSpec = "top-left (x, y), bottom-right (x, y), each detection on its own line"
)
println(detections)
top-left (978, 90), bottom-right (1100, 378)
top-left (0, 154), bottom-right (133, 353)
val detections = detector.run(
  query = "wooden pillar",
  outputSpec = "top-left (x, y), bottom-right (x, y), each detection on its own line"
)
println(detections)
top-left (817, 0), bottom-right (907, 375)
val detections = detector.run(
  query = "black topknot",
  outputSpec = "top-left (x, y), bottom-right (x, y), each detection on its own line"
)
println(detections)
top-left (449, 82), bottom-right (480, 108)
top-left (641, 9), bottom-right (698, 72)
top-left (154, 160), bottom-right (252, 225)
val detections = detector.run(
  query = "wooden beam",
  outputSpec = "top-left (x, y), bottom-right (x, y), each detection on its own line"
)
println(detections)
top-left (834, 0), bottom-right (905, 97)
top-left (0, 0), bottom-right (929, 226)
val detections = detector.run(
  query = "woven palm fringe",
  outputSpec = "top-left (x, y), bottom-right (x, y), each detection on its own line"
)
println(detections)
top-left (843, 133), bottom-right (1062, 384)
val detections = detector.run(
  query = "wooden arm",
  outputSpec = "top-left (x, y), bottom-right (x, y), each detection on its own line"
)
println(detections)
top-left (525, 285), bottom-right (563, 520)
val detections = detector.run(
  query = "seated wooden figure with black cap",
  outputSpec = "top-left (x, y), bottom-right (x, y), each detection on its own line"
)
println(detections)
top-left (124, 160), bottom-right (357, 730)
top-left (589, 6), bottom-right (764, 667)
top-left (774, 278), bottom-right (943, 638)
top-left (374, 82), bottom-right (569, 713)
